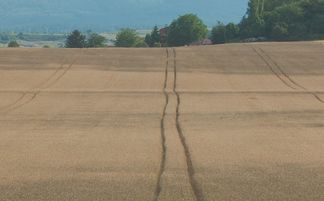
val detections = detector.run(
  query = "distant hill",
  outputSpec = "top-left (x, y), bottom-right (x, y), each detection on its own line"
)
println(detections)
top-left (0, 0), bottom-right (248, 32)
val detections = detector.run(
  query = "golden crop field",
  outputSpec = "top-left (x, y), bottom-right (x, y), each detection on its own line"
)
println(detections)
top-left (1, 42), bottom-right (324, 201)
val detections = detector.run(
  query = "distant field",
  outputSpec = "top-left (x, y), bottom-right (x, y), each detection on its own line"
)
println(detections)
top-left (0, 33), bottom-right (66, 48)
top-left (315, 40), bottom-right (324, 45)
top-left (0, 30), bottom-right (150, 48)
top-left (0, 42), bottom-right (324, 201)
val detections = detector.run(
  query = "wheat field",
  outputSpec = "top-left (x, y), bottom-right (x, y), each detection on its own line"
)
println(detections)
top-left (1, 42), bottom-right (324, 201)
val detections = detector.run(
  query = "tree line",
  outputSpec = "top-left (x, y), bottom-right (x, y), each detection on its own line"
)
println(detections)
top-left (211, 0), bottom-right (324, 43)
top-left (65, 30), bottom-right (107, 48)
top-left (65, 0), bottom-right (324, 48)
top-left (65, 14), bottom-right (208, 48)
top-left (5, 0), bottom-right (324, 48)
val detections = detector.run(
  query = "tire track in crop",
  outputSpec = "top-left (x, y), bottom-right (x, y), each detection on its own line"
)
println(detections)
top-left (0, 92), bottom-right (25, 111)
top-left (153, 49), bottom-right (169, 201)
top-left (172, 48), bottom-right (205, 201)
top-left (259, 48), bottom-right (324, 103)
top-left (33, 57), bottom-right (68, 89)
top-left (0, 56), bottom-right (66, 112)
top-left (41, 53), bottom-right (79, 89)
top-left (247, 44), bottom-right (297, 90)
top-left (1, 49), bottom-right (84, 114)
top-left (0, 57), bottom-right (66, 113)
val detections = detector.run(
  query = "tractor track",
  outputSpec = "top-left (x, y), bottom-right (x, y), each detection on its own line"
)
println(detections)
top-left (0, 49), bottom-right (84, 114)
top-left (249, 44), bottom-right (324, 103)
top-left (0, 57), bottom-right (66, 113)
top-left (0, 56), bottom-right (68, 112)
top-left (33, 57), bottom-right (68, 89)
top-left (0, 59), bottom-right (64, 113)
top-left (0, 92), bottom-right (25, 111)
top-left (153, 48), bottom-right (205, 201)
top-left (248, 44), bottom-right (297, 90)
top-left (153, 49), bottom-right (169, 201)
top-left (259, 48), bottom-right (305, 89)
top-left (259, 48), bottom-right (324, 103)
top-left (172, 48), bottom-right (205, 201)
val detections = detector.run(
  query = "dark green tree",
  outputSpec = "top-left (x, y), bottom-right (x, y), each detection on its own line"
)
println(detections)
top-left (87, 33), bottom-right (107, 48)
top-left (17, 33), bottom-right (24, 40)
top-left (144, 34), bottom-right (153, 47)
top-left (211, 22), bottom-right (240, 44)
top-left (134, 38), bottom-right (149, 47)
top-left (115, 29), bottom-right (139, 47)
top-left (239, 0), bottom-right (266, 38)
top-left (153, 42), bottom-right (162, 47)
top-left (226, 23), bottom-right (240, 41)
top-left (151, 26), bottom-right (160, 44)
top-left (211, 22), bottom-right (227, 44)
top-left (212, 0), bottom-right (324, 42)
top-left (8, 41), bottom-right (20, 48)
top-left (302, 0), bottom-right (324, 34)
top-left (145, 26), bottom-right (161, 47)
top-left (167, 14), bottom-right (208, 46)
top-left (265, 2), bottom-right (306, 40)
top-left (271, 22), bottom-right (289, 39)
top-left (65, 30), bottom-right (86, 48)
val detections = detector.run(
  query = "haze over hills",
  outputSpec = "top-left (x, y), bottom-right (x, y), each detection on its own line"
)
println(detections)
top-left (0, 0), bottom-right (248, 32)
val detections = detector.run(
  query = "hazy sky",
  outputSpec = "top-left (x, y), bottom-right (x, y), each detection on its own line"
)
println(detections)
top-left (0, 0), bottom-right (249, 32)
